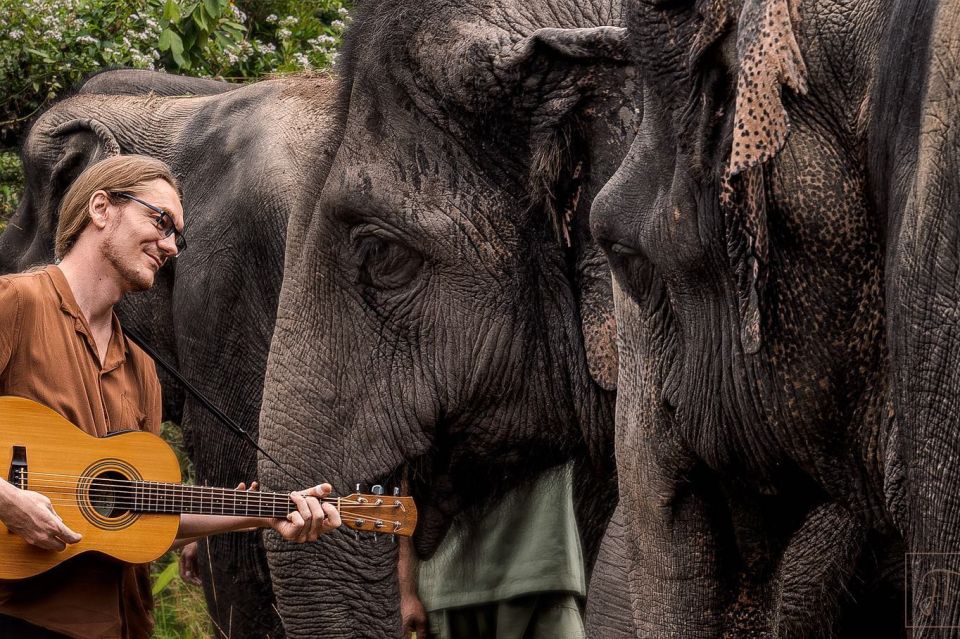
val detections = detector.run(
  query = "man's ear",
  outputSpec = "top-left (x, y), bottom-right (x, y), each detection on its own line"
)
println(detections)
top-left (87, 190), bottom-right (112, 230)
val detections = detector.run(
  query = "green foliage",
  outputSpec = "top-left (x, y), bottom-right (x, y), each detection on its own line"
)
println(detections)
top-left (152, 550), bottom-right (213, 639)
top-left (0, 150), bottom-right (22, 232)
top-left (0, 0), bottom-right (351, 143)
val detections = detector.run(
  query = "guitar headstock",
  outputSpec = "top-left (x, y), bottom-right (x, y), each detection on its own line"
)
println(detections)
top-left (338, 493), bottom-right (418, 538)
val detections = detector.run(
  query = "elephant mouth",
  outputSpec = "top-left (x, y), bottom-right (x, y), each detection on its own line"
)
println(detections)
top-left (405, 455), bottom-right (458, 559)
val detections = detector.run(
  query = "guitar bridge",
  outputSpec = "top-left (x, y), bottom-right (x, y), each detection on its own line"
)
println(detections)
top-left (8, 446), bottom-right (26, 490)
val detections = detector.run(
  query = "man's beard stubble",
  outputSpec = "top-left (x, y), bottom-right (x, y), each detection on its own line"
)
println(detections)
top-left (100, 231), bottom-right (153, 293)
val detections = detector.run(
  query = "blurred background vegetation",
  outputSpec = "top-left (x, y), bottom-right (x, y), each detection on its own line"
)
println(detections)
top-left (0, 0), bottom-right (349, 234)
top-left (0, 1), bottom-right (348, 634)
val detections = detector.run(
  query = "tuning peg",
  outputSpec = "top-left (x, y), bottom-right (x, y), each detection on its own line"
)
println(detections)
top-left (392, 487), bottom-right (400, 496)
top-left (354, 530), bottom-right (360, 542)
top-left (355, 483), bottom-right (362, 493)
top-left (390, 534), bottom-right (396, 543)
top-left (371, 485), bottom-right (384, 495)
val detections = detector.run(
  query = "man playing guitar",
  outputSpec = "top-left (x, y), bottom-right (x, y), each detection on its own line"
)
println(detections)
top-left (0, 155), bottom-right (341, 638)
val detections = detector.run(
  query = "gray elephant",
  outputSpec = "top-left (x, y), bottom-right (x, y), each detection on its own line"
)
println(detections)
top-left (0, 74), bottom-right (339, 638)
top-left (590, 0), bottom-right (960, 635)
top-left (256, 0), bottom-right (638, 636)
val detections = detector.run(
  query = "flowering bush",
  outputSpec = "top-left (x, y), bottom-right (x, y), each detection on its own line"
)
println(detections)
top-left (0, 0), bottom-right (350, 223)
top-left (0, 0), bottom-right (350, 143)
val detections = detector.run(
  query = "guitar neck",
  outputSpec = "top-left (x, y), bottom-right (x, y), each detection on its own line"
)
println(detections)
top-left (128, 482), bottom-right (297, 518)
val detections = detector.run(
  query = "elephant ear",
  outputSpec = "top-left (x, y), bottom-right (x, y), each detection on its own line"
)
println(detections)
top-left (721, 0), bottom-right (808, 354)
top-left (499, 27), bottom-right (628, 391)
top-left (49, 118), bottom-right (122, 194)
top-left (726, 0), bottom-right (807, 177)
top-left (415, 25), bottom-right (630, 389)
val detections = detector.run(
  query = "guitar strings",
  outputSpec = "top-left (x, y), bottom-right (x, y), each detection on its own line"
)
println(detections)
top-left (21, 473), bottom-right (409, 520)
top-left (22, 471), bottom-right (386, 506)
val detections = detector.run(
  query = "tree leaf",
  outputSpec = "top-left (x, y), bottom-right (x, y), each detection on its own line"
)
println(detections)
top-left (151, 559), bottom-right (179, 596)
top-left (162, 0), bottom-right (180, 22)
top-left (193, 7), bottom-right (208, 32)
top-left (168, 31), bottom-right (186, 67)
top-left (203, 0), bottom-right (220, 19)
top-left (158, 28), bottom-right (173, 51)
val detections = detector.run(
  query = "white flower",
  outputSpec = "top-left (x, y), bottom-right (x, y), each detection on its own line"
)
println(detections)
top-left (278, 28), bottom-right (292, 39)
top-left (319, 35), bottom-right (336, 45)
top-left (338, 6), bottom-right (349, 15)
top-left (293, 52), bottom-right (311, 69)
top-left (231, 5), bottom-right (247, 22)
top-left (43, 29), bottom-right (62, 41)
top-left (331, 19), bottom-right (345, 29)
top-left (280, 15), bottom-right (297, 27)
top-left (266, 14), bottom-right (278, 23)
top-left (77, 34), bottom-right (97, 45)
top-left (152, 50), bottom-right (160, 59)
top-left (226, 51), bottom-right (238, 64)
top-left (146, 18), bottom-right (158, 30)
top-left (9, 30), bottom-right (23, 40)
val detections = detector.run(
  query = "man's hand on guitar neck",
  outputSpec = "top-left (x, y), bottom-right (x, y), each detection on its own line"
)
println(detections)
top-left (0, 478), bottom-right (82, 551)
top-left (175, 482), bottom-right (342, 544)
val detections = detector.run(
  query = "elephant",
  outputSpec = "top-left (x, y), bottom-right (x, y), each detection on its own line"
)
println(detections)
top-left (256, 0), bottom-right (639, 636)
top-left (0, 74), bottom-right (339, 638)
top-left (590, 0), bottom-right (960, 635)
top-left (76, 68), bottom-right (234, 97)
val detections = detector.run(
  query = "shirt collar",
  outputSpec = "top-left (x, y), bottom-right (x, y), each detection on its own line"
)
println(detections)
top-left (46, 265), bottom-right (130, 370)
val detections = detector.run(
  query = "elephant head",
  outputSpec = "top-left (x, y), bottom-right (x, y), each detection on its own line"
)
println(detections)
top-left (0, 76), bottom-right (339, 638)
top-left (257, 1), bottom-right (634, 635)
top-left (592, 0), bottom-right (907, 636)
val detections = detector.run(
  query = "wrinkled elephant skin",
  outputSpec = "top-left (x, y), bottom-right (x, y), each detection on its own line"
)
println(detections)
top-left (258, 1), bottom-right (638, 636)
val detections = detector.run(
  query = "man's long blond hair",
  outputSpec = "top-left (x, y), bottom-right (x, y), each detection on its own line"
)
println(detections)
top-left (56, 155), bottom-right (180, 259)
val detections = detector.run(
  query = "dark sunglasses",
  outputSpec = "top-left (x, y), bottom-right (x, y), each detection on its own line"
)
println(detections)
top-left (111, 192), bottom-right (187, 254)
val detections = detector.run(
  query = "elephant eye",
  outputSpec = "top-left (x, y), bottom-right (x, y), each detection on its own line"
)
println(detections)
top-left (354, 232), bottom-right (423, 290)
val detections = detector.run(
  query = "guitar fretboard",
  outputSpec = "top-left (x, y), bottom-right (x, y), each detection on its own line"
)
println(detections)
top-left (105, 481), bottom-right (295, 517)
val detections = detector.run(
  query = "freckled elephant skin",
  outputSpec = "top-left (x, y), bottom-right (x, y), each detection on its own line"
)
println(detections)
top-left (590, 0), bottom-right (960, 635)
top-left (258, 1), bottom-right (637, 636)
top-left (0, 72), bottom-right (340, 638)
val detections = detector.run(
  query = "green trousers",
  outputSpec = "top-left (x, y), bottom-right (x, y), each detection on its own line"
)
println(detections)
top-left (427, 593), bottom-right (585, 639)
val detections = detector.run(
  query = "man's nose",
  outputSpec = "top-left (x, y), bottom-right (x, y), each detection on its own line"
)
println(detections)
top-left (158, 233), bottom-right (179, 257)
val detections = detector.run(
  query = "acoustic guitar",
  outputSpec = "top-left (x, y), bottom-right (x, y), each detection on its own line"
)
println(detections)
top-left (0, 395), bottom-right (417, 579)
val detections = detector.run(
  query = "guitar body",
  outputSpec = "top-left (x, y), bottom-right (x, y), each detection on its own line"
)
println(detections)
top-left (0, 396), bottom-right (181, 579)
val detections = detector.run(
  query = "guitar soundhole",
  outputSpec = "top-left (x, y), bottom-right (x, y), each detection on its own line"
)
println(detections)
top-left (89, 470), bottom-right (132, 518)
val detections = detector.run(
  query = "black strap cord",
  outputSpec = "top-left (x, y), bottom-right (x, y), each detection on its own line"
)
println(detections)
top-left (123, 326), bottom-right (304, 486)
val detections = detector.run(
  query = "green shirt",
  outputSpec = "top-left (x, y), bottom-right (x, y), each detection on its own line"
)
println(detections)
top-left (417, 463), bottom-right (586, 611)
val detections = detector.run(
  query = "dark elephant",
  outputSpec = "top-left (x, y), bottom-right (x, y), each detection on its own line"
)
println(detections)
top-left (590, 0), bottom-right (960, 636)
top-left (0, 74), bottom-right (339, 638)
top-left (257, 1), bottom-right (637, 636)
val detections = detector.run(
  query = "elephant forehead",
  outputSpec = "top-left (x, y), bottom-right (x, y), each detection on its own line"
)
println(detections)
top-left (322, 156), bottom-right (521, 266)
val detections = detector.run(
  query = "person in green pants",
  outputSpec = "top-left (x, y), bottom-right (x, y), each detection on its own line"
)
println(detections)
top-left (399, 463), bottom-right (586, 639)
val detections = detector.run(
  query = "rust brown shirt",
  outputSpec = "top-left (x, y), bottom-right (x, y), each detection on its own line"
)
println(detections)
top-left (0, 265), bottom-right (162, 639)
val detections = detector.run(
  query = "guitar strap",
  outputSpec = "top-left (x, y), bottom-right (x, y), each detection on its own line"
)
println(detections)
top-left (122, 326), bottom-right (305, 486)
